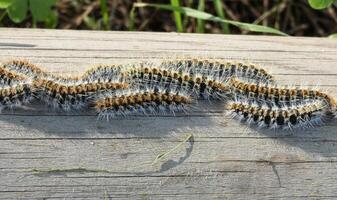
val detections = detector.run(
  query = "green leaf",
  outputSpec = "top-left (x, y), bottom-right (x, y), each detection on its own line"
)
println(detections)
top-left (29, 0), bottom-right (56, 22)
top-left (0, 0), bottom-right (13, 8)
top-left (133, 3), bottom-right (288, 36)
top-left (329, 33), bottom-right (337, 38)
top-left (7, 0), bottom-right (28, 23)
top-left (308, 0), bottom-right (334, 9)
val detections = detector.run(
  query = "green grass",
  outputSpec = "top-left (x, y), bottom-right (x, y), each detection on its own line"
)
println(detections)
top-left (170, 0), bottom-right (183, 32)
top-left (196, 0), bottom-right (205, 33)
top-left (213, 0), bottom-right (230, 34)
top-left (99, 0), bottom-right (110, 30)
top-left (131, 3), bottom-right (288, 36)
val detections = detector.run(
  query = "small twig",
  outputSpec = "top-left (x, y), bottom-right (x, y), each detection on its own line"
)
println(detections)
top-left (152, 133), bottom-right (193, 165)
top-left (242, 0), bottom-right (287, 35)
top-left (263, 0), bottom-right (269, 27)
top-left (221, 3), bottom-right (239, 21)
top-left (241, 0), bottom-right (261, 18)
top-left (300, 4), bottom-right (325, 36)
top-left (138, 9), bottom-right (159, 31)
top-left (253, 0), bottom-right (287, 25)
top-left (327, 7), bottom-right (337, 24)
top-left (74, 1), bottom-right (99, 27)
top-left (0, 11), bottom-right (7, 22)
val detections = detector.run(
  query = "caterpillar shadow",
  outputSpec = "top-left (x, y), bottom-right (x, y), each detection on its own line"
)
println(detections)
top-left (0, 100), bottom-right (217, 138)
top-left (0, 101), bottom-right (212, 174)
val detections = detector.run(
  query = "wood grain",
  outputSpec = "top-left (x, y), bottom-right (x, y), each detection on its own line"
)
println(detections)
top-left (0, 28), bottom-right (337, 199)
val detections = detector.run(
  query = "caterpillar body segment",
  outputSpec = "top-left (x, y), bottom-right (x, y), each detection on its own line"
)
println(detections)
top-left (0, 66), bottom-right (29, 86)
top-left (81, 64), bottom-right (125, 83)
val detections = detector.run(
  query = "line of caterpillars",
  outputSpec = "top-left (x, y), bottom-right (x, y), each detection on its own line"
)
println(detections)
top-left (0, 58), bottom-right (335, 129)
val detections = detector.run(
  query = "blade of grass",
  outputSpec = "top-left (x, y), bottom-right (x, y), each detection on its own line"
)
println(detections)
top-left (213, 0), bottom-right (230, 34)
top-left (170, 0), bottom-right (183, 32)
top-left (133, 3), bottom-right (288, 36)
top-left (196, 0), bottom-right (205, 33)
top-left (99, 0), bottom-right (110, 30)
top-left (152, 133), bottom-right (193, 165)
top-left (129, 6), bottom-right (136, 31)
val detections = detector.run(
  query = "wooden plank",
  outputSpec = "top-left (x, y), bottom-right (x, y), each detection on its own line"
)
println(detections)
top-left (0, 28), bottom-right (337, 199)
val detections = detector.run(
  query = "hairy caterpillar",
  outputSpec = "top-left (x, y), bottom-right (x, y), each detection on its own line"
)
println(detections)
top-left (159, 58), bottom-right (275, 83)
top-left (227, 99), bottom-right (329, 130)
top-left (123, 63), bottom-right (231, 99)
top-left (93, 85), bottom-right (192, 120)
top-left (228, 77), bottom-right (337, 111)
top-left (32, 79), bottom-right (128, 111)
top-left (0, 83), bottom-right (33, 112)
top-left (122, 58), bottom-right (275, 99)
top-left (2, 60), bottom-right (80, 84)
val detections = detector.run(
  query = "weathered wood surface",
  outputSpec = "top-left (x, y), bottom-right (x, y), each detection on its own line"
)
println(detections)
top-left (1, 28), bottom-right (337, 199)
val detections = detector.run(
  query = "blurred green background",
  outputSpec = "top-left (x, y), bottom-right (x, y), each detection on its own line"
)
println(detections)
top-left (0, 0), bottom-right (336, 37)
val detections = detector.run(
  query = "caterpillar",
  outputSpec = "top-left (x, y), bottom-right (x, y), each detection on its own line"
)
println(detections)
top-left (228, 77), bottom-right (337, 111)
top-left (123, 63), bottom-right (231, 99)
top-left (227, 99), bottom-right (329, 130)
top-left (32, 79), bottom-right (128, 111)
top-left (0, 83), bottom-right (33, 112)
top-left (122, 58), bottom-right (275, 99)
top-left (159, 58), bottom-right (275, 83)
top-left (1, 60), bottom-right (80, 84)
top-left (93, 85), bottom-right (192, 120)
